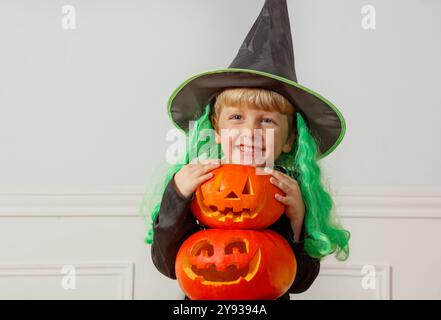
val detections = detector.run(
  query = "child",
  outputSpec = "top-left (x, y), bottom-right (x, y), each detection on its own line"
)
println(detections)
top-left (143, 0), bottom-right (350, 300)
top-left (147, 88), bottom-right (350, 300)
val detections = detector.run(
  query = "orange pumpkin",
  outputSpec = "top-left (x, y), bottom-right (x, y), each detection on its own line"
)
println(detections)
top-left (190, 164), bottom-right (285, 229)
top-left (175, 229), bottom-right (297, 300)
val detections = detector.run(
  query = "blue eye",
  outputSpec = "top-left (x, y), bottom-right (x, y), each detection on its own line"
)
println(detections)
top-left (229, 114), bottom-right (242, 120)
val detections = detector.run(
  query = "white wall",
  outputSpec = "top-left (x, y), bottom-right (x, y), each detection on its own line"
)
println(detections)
top-left (0, 0), bottom-right (440, 299)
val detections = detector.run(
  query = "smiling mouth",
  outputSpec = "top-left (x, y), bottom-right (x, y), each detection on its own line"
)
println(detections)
top-left (237, 145), bottom-right (265, 154)
top-left (188, 249), bottom-right (261, 284)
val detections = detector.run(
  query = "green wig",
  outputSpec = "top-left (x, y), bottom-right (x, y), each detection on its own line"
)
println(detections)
top-left (141, 104), bottom-right (350, 261)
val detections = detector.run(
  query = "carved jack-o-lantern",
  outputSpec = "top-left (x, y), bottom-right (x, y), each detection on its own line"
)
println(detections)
top-left (175, 229), bottom-right (297, 300)
top-left (190, 164), bottom-right (285, 229)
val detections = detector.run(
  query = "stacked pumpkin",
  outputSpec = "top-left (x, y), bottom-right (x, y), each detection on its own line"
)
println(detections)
top-left (175, 164), bottom-right (297, 300)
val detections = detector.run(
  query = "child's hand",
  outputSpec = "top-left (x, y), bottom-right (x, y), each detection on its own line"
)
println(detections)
top-left (269, 170), bottom-right (305, 241)
top-left (173, 159), bottom-right (221, 199)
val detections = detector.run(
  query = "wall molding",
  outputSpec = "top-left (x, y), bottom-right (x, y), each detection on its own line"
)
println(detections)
top-left (0, 192), bottom-right (142, 217)
top-left (315, 263), bottom-right (392, 300)
top-left (335, 193), bottom-right (441, 219)
top-left (0, 190), bottom-right (440, 219)
top-left (0, 262), bottom-right (134, 299)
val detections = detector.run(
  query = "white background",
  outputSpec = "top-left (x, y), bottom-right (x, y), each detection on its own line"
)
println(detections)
top-left (0, 0), bottom-right (440, 299)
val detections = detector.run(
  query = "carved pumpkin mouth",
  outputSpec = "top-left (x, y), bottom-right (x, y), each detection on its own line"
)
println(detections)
top-left (203, 205), bottom-right (257, 222)
top-left (197, 183), bottom-right (266, 222)
top-left (183, 240), bottom-right (261, 285)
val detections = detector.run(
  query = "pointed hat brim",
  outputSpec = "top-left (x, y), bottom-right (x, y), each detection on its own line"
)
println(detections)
top-left (167, 68), bottom-right (346, 160)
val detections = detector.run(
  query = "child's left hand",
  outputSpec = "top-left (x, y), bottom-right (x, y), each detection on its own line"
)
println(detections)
top-left (269, 170), bottom-right (305, 241)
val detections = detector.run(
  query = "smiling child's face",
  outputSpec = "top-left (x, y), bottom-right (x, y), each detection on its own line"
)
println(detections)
top-left (213, 103), bottom-right (295, 167)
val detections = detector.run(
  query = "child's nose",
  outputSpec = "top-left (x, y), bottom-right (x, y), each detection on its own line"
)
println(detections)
top-left (242, 120), bottom-right (262, 136)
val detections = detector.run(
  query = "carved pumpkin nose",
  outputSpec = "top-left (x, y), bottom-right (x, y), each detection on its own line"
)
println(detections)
top-left (225, 191), bottom-right (240, 199)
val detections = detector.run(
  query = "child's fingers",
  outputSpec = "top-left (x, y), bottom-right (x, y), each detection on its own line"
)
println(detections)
top-left (271, 171), bottom-right (299, 190)
top-left (270, 177), bottom-right (290, 193)
top-left (272, 169), bottom-right (298, 184)
top-left (194, 162), bottom-right (220, 175)
top-left (274, 193), bottom-right (289, 205)
top-left (196, 172), bottom-right (214, 184)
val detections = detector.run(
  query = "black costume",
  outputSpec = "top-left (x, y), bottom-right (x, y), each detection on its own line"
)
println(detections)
top-left (151, 173), bottom-right (320, 300)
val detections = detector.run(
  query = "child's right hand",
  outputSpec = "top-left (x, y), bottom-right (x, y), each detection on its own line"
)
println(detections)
top-left (173, 159), bottom-right (221, 199)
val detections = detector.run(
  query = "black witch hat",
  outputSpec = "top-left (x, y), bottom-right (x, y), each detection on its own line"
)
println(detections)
top-left (167, 0), bottom-right (346, 159)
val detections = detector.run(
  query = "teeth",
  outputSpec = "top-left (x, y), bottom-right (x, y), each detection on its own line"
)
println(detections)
top-left (240, 146), bottom-right (258, 152)
top-left (238, 145), bottom-right (265, 155)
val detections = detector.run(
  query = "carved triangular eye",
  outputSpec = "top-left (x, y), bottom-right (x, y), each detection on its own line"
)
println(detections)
top-left (242, 176), bottom-right (254, 195)
top-left (225, 191), bottom-right (240, 199)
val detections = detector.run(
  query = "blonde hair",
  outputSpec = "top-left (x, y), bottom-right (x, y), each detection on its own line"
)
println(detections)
top-left (210, 88), bottom-right (296, 133)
